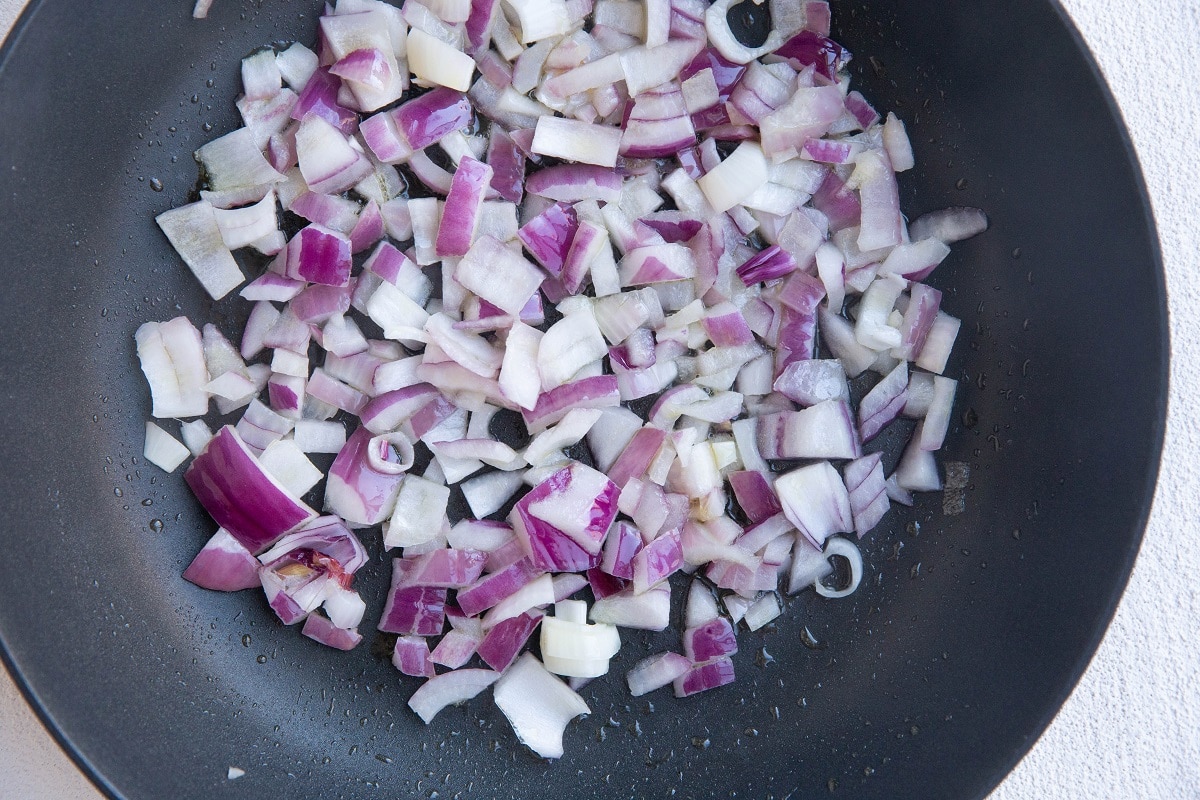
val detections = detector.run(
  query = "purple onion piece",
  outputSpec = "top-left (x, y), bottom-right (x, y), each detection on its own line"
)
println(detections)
top-left (430, 629), bottom-right (482, 669)
top-left (683, 616), bottom-right (738, 662)
top-left (182, 528), bottom-right (263, 591)
top-left (600, 520), bottom-right (642, 580)
top-left (436, 155), bottom-right (494, 258)
top-left (587, 567), bottom-right (627, 600)
top-left (184, 426), bottom-right (316, 554)
top-left (393, 635), bottom-right (436, 677)
top-left (378, 576), bottom-right (447, 636)
top-left (517, 203), bottom-right (578, 277)
top-left (728, 471), bottom-right (782, 524)
top-left (632, 528), bottom-right (684, 594)
top-left (673, 656), bottom-right (736, 697)
top-left (291, 67), bottom-right (358, 134)
top-left (302, 613), bottom-right (362, 651)
top-left (394, 549), bottom-right (488, 589)
top-left (606, 427), bottom-right (667, 489)
top-left (522, 375), bottom-right (621, 433)
top-left (257, 515), bottom-right (368, 575)
top-left (476, 611), bottom-right (542, 672)
top-left (393, 88), bottom-right (473, 151)
top-left (773, 31), bottom-right (851, 79)
top-left (282, 224), bottom-right (352, 286)
top-left (485, 126), bottom-right (526, 203)
top-left (858, 362), bottom-right (909, 443)
top-left (457, 557), bottom-right (543, 617)
top-left (324, 426), bottom-right (407, 526)
top-left (525, 164), bottom-right (623, 204)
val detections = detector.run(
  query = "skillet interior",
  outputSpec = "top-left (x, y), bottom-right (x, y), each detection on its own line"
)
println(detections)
top-left (0, 1), bottom-right (1165, 798)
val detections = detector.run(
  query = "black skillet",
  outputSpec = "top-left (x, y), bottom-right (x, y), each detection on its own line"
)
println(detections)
top-left (0, 1), bottom-right (1166, 798)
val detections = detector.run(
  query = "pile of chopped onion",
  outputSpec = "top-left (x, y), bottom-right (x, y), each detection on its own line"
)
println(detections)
top-left (138, 0), bottom-right (985, 758)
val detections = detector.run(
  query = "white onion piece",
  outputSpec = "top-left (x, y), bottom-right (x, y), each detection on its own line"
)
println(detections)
top-left (179, 419), bottom-right (214, 457)
top-left (409, 669), bottom-right (501, 724)
top-left (919, 376), bottom-right (958, 451)
top-left (493, 653), bottom-right (589, 759)
top-left (484, 573), bottom-right (556, 627)
top-left (503, 0), bottom-right (572, 43)
top-left (144, 421), bottom-right (191, 473)
top-left (703, 0), bottom-right (784, 64)
top-left (537, 306), bottom-right (608, 391)
top-left (744, 593), bottom-right (782, 630)
top-left (275, 42), bottom-right (319, 90)
top-left (882, 112), bottom-right (915, 172)
top-left (293, 420), bottom-right (346, 454)
top-left (155, 202), bottom-right (245, 301)
top-left (814, 537), bottom-right (863, 599)
top-left (684, 579), bottom-right (720, 628)
top-left (212, 190), bottom-right (279, 250)
top-left (619, 40), bottom-right (701, 97)
top-left (195, 127), bottom-right (286, 193)
top-left (698, 141), bottom-right (769, 214)
top-left (590, 584), bottom-right (670, 630)
top-left (135, 317), bottom-right (209, 418)
top-left (524, 407), bottom-right (604, 466)
top-left (895, 428), bottom-right (943, 491)
top-left (532, 117), bottom-right (623, 168)
top-left (461, 470), bottom-right (525, 517)
top-left (383, 475), bottom-right (451, 548)
top-left (540, 601), bottom-right (621, 678)
top-left (407, 28), bottom-right (476, 91)
top-left (854, 273), bottom-right (906, 351)
top-left (915, 311), bottom-right (961, 374)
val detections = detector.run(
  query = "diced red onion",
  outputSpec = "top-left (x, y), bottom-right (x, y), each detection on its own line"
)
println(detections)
top-left (182, 528), bottom-right (263, 591)
top-left (302, 612), bottom-right (363, 650)
top-left (673, 655), bottom-right (735, 697)
top-left (477, 611), bottom-right (542, 671)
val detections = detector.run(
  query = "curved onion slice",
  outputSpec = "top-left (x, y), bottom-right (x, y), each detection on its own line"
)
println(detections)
top-left (408, 669), bottom-right (502, 723)
top-left (814, 536), bottom-right (864, 598)
top-left (493, 653), bottom-right (590, 759)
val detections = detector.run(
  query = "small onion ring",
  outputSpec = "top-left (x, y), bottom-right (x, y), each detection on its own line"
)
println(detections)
top-left (814, 536), bottom-right (864, 598)
top-left (366, 431), bottom-right (415, 474)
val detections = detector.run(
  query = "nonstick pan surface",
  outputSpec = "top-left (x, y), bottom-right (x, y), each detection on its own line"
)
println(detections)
top-left (0, 1), bottom-right (1166, 799)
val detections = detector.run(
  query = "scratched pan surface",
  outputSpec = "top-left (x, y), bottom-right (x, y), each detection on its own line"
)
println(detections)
top-left (0, 1), bottom-right (1165, 798)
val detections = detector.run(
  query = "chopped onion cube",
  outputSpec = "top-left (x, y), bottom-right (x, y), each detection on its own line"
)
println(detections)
top-left (407, 28), bottom-right (476, 91)
top-left (531, 117), bottom-right (623, 168)
top-left (144, 421), bottom-right (191, 473)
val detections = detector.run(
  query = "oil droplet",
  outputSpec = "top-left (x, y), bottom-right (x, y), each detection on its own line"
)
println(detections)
top-left (114, 487), bottom-right (123, 497)
top-left (955, 178), bottom-right (968, 190)
top-left (242, 634), bottom-right (252, 647)
top-left (202, 122), bottom-right (213, 132)
top-left (150, 178), bottom-right (164, 192)
top-left (691, 737), bottom-right (710, 749)
top-left (141, 498), bottom-right (153, 506)
top-left (149, 519), bottom-right (164, 533)
top-left (256, 654), bottom-right (267, 664)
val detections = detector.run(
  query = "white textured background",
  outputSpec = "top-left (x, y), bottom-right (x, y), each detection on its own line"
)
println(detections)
top-left (1, 1), bottom-right (1197, 798)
